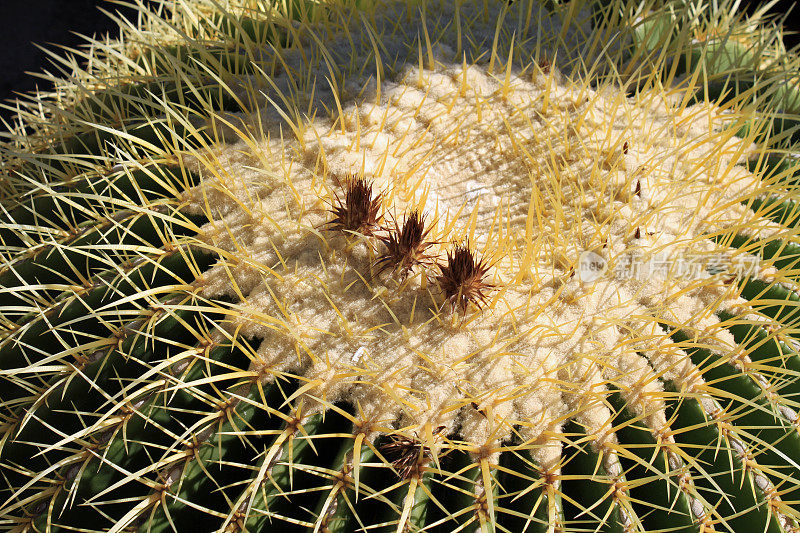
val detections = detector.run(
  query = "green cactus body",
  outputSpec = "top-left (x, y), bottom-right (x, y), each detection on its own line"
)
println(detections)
top-left (2, 0), bottom-right (800, 531)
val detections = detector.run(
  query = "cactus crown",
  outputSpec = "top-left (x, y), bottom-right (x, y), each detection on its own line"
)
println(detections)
top-left (2, 0), bottom-right (800, 532)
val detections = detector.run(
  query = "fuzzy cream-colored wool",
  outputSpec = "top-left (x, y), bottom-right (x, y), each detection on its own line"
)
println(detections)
top-left (183, 0), bottom-right (774, 467)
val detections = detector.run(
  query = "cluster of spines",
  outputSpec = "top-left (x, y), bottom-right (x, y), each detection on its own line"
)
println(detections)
top-left (378, 428), bottom-right (440, 480)
top-left (374, 209), bottom-right (437, 279)
top-left (326, 175), bottom-right (495, 313)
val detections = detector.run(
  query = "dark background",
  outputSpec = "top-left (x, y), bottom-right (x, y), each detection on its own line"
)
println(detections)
top-left (0, 0), bottom-right (151, 124)
top-left (0, 0), bottom-right (797, 124)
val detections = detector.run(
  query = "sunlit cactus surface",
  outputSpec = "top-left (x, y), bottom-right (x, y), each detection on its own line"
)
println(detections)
top-left (2, 0), bottom-right (800, 531)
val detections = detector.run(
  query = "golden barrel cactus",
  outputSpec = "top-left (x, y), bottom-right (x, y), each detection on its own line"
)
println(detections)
top-left (2, 0), bottom-right (800, 531)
